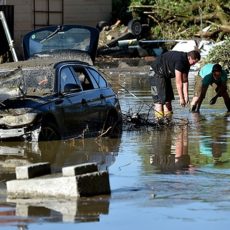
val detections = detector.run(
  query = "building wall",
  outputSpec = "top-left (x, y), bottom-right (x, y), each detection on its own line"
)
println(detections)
top-left (65, 0), bottom-right (112, 26)
top-left (3, 0), bottom-right (112, 59)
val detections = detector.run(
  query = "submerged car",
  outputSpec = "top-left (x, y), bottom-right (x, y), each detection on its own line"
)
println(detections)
top-left (0, 25), bottom-right (122, 141)
top-left (0, 59), bottom-right (122, 141)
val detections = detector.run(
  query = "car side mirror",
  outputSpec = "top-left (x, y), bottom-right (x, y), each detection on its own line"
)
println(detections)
top-left (64, 83), bottom-right (82, 93)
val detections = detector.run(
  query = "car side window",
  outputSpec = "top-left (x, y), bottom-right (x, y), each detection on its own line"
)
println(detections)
top-left (73, 67), bottom-right (96, 90)
top-left (60, 67), bottom-right (79, 93)
top-left (87, 68), bottom-right (107, 88)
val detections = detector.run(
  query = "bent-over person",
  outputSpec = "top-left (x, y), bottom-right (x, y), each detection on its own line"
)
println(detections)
top-left (190, 63), bottom-right (230, 112)
top-left (149, 50), bottom-right (201, 121)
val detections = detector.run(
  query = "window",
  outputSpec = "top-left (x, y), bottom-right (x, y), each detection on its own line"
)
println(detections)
top-left (88, 68), bottom-right (107, 88)
top-left (73, 66), bottom-right (95, 91)
top-left (60, 67), bottom-right (78, 93)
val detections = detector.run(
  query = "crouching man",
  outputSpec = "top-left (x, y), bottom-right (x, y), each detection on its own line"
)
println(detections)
top-left (190, 63), bottom-right (230, 112)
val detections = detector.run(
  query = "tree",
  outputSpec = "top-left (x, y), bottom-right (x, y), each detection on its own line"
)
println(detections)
top-left (205, 36), bottom-right (230, 68)
top-left (129, 0), bottom-right (230, 41)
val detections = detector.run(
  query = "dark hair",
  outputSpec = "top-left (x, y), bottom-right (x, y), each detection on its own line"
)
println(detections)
top-left (187, 50), bottom-right (201, 61)
top-left (212, 64), bottom-right (222, 72)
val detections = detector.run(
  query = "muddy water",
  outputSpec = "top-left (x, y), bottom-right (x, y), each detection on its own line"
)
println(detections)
top-left (1, 65), bottom-right (230, 229)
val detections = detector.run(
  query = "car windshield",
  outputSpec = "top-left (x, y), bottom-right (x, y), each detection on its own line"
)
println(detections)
top-left (28, 26), bottom-right (91, 57)
top-left (0, 67), bottom-right (55, 101)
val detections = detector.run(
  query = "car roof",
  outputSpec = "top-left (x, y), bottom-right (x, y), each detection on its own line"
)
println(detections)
top-left (23, 24), bottom-right (99, 62)
top-left (0, 57), bottom-right (91, 72)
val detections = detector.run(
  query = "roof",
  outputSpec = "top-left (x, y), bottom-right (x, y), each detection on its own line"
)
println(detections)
top-left (0, 52), bottom-right (93, 72)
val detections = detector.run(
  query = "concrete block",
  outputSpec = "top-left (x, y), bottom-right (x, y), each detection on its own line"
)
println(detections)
top-left (7, 162), bottom-right (110, 199)
top-left (62, 162), bottom-right (98, 176)
top-left (7, 176), bottom-right (78, 199)
top-left (77, 171), bottom-right (110, 196)
top-left (16, 162), bottom-right (51, 179)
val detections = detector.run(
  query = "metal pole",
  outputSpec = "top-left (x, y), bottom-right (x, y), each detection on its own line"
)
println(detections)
top-left (0, 11), bottom-right (18, 62)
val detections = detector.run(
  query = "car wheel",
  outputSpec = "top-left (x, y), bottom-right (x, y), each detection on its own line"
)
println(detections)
top-left (128, 19), bottom-right (142, 36)
top-left (39, 122), bottom-right (61, 141)
top-left (96, 21), bottom-right (109, 31)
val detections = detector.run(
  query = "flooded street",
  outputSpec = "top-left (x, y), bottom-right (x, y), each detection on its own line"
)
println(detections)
top-left (1, 62), bottom-right (230, 229)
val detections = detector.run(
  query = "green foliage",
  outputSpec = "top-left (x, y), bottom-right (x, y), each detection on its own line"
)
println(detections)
top-left (205, 36), bottom-right (230, 68)
top-left (126, 1), bottom-right (230, 68)
top-left (130, 0), bottom-right (155, 4)
top-left (128, 0), bottom-right (230, 40)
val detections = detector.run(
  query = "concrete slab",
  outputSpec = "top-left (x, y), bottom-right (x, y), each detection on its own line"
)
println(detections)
top-left (7, 176), bottom-right (78, 198)
top-left (62, 162), bottom-right (98, 176)
top-left (7, 162), bottom-right (111, 199)
top-left (16, 162), bottom-right (51, 179)
top-left (76, 171), bottom-right (110, 196)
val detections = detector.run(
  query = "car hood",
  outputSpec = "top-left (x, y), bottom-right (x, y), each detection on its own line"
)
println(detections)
top-left (23, 25), bottom-right (99, 62)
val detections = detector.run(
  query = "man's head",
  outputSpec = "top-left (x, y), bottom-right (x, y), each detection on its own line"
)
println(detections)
top-left (187, 50), bottom-right (201, 66)
top-left (212, 64), bottom-right (222, 80)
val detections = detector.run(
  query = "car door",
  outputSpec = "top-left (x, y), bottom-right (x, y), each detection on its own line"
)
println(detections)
top-left (72, 65), bottom-right (105, 133)
top-left (55, 66), bottom-right (87, 138)
top-left (83, 66), bottom-right (114, 129)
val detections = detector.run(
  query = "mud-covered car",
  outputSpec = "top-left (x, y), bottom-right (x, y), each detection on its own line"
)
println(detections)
top-left (0, 25), bottom-right (122, 141)
top-left (0, 59), bottom-right (122, 141)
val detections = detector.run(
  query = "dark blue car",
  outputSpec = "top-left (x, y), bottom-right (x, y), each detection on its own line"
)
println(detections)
top-left (0, 25), bottom-right (122, 141)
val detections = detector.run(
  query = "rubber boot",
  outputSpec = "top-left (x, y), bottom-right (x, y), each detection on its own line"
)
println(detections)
top-left (164, 111), bottom-right (173, 124)
top-left (154, 111), bottom-right (164, 124)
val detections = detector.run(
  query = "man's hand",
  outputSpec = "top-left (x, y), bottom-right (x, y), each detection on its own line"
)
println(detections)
top-left (185, 97), bottom-right (190, 105)
top-left (179, 98), bottom-right (186, 107)
top-left (209, 95), bottom-right (218, 105)
top-left (190, 104), bottom-right (200, 113)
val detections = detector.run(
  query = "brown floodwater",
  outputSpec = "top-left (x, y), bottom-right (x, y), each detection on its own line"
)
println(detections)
top-left (1, 62), bottom-right (230, 229)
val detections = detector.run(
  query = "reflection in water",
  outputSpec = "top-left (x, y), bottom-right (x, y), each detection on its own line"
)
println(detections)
top-left (0, 137), bottom-right (121, 177)
top-left (0, 137), bottom-right (120, 225)
top-left (1, 195), bottom-right (110, 226)
top-left (149, 125), bottom-right (191, 173)
top-left (191, 113), bottom-right (229, 165)
top-left (37, 138), bottom-right (120, 172)
top-left (9, 195), bottom-right (110, 223)
top-left (148, 113), bottom-right (230, 173)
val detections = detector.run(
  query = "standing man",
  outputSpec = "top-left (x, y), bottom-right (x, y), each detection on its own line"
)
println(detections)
top-left (149, 50), bottom-right (201, 120)
top-left (190, 63), bottom-right (230, 112)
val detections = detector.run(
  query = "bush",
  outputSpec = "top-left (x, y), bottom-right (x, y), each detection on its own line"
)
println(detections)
top-left (205, 37), bottom-right (230, 69)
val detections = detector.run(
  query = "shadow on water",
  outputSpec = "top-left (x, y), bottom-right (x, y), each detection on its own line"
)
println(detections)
top-left (1, 64), bottom-right (230, 228)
